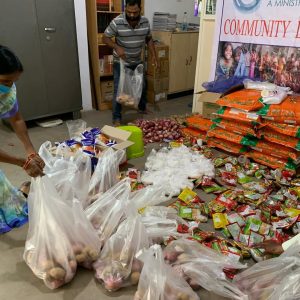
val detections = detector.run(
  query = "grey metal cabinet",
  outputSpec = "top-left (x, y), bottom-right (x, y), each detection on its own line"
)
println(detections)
top-left (0, 0), bottom-right (82, 121)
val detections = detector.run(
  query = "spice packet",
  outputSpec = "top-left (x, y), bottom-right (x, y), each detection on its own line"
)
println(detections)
top-left (212, 213), bottom-right (229, 229)
top-left (244, 217), bottom-right (262, 235)
top-left (248, 231), bottom-right (265, 247)
top-left (227, 223), bottom-right (241, 241)
top-left (227, 213), bottom-right (245, 227)
top-left (215, 191), bottom-right (238, 210)
top-left (202, 184), bottom-right (227, 194)
top-left (236, 205), bottom-right (256, 217)
top-left (221, 171), bottom-right (237, 186)
top-left (272, 216), bottom-right (298, 229)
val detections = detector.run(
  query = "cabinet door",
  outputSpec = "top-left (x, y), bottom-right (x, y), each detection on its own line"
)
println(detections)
top-left (0, 0), bottom-right (48, 120)
top-left (169, 34), bottom-right (189, 93)
top-left (186, 33), bottom-right (199, 90)
top-left (35, 0), bottom-right (82, 116)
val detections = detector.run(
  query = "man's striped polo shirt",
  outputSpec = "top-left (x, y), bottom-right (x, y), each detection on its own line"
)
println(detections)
top-left (104, 13), bottom-right (151, 65)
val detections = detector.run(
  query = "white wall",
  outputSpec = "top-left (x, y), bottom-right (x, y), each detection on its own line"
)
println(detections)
top-left (145, 0), bottom-right (200, 27)
top-left (74, 0), bottom-right (93, 111)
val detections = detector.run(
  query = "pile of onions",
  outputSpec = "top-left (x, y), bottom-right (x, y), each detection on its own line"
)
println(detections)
top-left (134, 119), bottom-right (182, 144)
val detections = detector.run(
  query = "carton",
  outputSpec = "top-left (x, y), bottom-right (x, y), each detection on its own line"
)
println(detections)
top-left (100, 80), bottom-right (113, 102)
top-left (100, 125), bottom-right (134, 150)
top-left (147, 76), bottom-right (169, 92)
top-left (147, 90), bottom-right (168, 104)
top-left (147, 60), bottom-right (169, 79)
top-left (193, 92), bottom-right (222, 119)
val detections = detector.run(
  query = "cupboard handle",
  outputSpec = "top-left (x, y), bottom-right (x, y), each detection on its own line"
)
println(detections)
top-left (185, 58), bottom-right (188, 66)
top-left (45, 27), bottom-right (56, 33)
top-left (189, 56), bottom-right (192, 65)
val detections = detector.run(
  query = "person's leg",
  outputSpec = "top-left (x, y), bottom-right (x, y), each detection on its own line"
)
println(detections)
top-left (112, 61), bottom-right (122, 123)
top-left (138, 71), bottom-right (147, 112)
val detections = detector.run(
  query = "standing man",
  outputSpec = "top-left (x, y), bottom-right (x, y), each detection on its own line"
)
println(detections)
top-left (103, 0), bottom-right (158, 126)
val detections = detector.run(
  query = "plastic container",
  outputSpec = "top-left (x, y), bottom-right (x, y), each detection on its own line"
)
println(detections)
top-left (117, 125), bottom-right (145, 159)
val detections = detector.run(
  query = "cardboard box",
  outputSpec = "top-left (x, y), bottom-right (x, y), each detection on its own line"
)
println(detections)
top-left (100, 80), bottom-right (114, 102)
top-left (194, 92), bottom-right (221, 119)
top-left (100, 125), bottom-right (134, 150)
top-left (147, 60), bottom-right (169, 79)
top-left (147, 90), bottom-right (168, 104)
top-left (147, 76), bottom-right (169, 92)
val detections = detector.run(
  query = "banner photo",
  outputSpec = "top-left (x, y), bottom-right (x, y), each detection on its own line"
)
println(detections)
top-left (211, 0), bottom-right (300, 92)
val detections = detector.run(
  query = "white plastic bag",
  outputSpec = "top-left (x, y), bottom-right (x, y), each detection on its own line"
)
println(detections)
top-left (85, 178), bottom-right (131, 247)
top-left (24, 176), bottom-right (101, 289)
top-left (66, 119), bottom-right (87, 139)
top-left (93, 210), bottom-right (149, 292)
top-left (134, 244), bottom-right (199, 300)
top-left (233, 241), bottom-right (300, 300)
top-left (117, 59), bottom-right (144, 109)
top-left (39, 142), bottom-right (92, 207)
top-left (164, 239), bottom-right (247, 300)
top-left (243, 79), bottom-right (276, 91)
top-left (24, 176), bottom-right (78, 289)
top-left (88, 148), bottom-right (125, 197)
top-left (261, 87), bottom-right (288, 105)
top-left (141, 146), bottom-right (214, 196)
top-left (141, 206), bottom-right (188, 244)
top-left (129, 184), bottom-right (171, 211)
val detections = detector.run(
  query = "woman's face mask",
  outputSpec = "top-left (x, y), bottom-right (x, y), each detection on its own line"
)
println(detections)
top-left (0, 84), bottom-right (12, 94)
top-left (0, 71), bottom-right (22, 94)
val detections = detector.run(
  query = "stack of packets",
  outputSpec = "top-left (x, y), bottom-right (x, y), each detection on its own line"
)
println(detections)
top-left (204, 89), bottom-right (300, 171)
top-left (52, 127), bottom-right (118, 168)
top-left (165, 147), bottom-right (300, 265)
top-left (181, 115), bottom-right (212, 141)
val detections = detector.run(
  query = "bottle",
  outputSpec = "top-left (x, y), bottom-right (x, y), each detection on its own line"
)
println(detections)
top-left (182, 12), bottom-right (188, 31)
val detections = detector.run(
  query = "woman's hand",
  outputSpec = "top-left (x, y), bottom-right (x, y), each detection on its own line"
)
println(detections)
top-left (23, 153), bottom-right (45, 177)
top-left (255, 240), bottom-right (284, 255)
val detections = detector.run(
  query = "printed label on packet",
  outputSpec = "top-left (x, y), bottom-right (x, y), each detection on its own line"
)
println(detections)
top-left (212, 213), bottom-right (229, 229)
top-left (178, 188), bottom-right (198, 205)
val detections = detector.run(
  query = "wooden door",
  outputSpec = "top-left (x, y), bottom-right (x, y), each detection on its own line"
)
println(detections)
top-left (186, 32), bottom-right (199, 90)
top-left (169, 33), bottom-right (189, 93)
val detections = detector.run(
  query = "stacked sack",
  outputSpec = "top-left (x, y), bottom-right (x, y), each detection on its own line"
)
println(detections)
top-left (206, 87), bottom-right (300, 171)
top-left (182, 115), bottom-right (213, 140)
top-left (255, 96), bottom-right (300, 169)
top-left (207, 89), bottom-right (262, 155)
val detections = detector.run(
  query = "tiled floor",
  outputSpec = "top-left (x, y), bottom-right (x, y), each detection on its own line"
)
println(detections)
top-left (0, 96), bottom-right (228, 300)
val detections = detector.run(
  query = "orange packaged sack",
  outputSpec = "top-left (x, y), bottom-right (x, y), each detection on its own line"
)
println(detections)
top-left (207, 126), bottom-right (257, 146)
top-left (251, 139), bottom-right (300, 161)
top-left (213, 118), bottom-right (257, 136)
top-left (246, 151), bottom-right (296, 171)
top-left (207, 138), bottom-right (248, 154)
top-left (216, 107), bottom-right (260, 123)
top-left (216, 89), bottom-right (264, 111)
top-left (258, 128), bottom-right (300, 151)
top-left (186, 115), bottom-right (213, 132)
top-left (264, 121), bottom-right (300, 138)
top-left (181, 127), bottom-right (207, 140)
top-left (257, 95), bottom-right (300, 124)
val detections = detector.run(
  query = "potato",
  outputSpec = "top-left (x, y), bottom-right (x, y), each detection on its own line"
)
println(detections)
top-left (40, 260), bottom-right (55, 271)
top-left (83, 246), bottom-right (98, 261)
top-left (46, 279), bottom-right (65, 289)
top-left (72, 243), bottom-right (84, 255)
top-left (69, 259), bottom-right (77, 273)
top-left (176, 253), bottom-right (193, 263)
top-left (177, 292), bottom-right (190, 300)
top-left (104, 277), bottom-right (124, 291)
top-left (164, 251), bottom-right (181, 263)
top-left (130, 271), bottom-right (140, 285)
top-left (75, 253), bottom-right (87, 264)
top-left (131, 258), bottom-right (143, 272)
top-left (188, 278), bottom-right (200, 291)
top-left (48, 267), bottom-right (66, 280)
